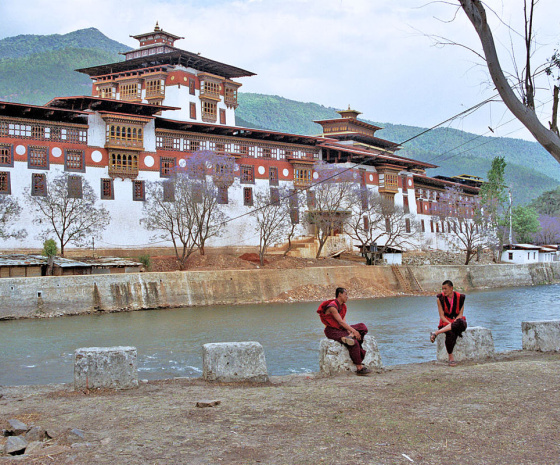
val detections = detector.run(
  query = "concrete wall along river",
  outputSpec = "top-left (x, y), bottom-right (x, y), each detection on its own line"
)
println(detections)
top-left (0, 262), bottom-right (559, 320)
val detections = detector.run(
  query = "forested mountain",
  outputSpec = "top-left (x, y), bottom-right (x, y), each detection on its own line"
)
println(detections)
top-left (0, 28), bottom-right (558, 205)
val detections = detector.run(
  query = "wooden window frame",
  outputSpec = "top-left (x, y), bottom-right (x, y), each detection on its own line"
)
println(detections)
top-left (269, 166), bottom-right (278, 186)
top-left (31, 173), bottom-right (47, 197)
top-left (64, 149), bottom-right (85, 173)
top-left (243, 187), bottom-right (253, 206)
top-left (0, 171), bottom-right (11, 194)
top-left (160, 157), bottom-right (176, 178)
top-left (270, 187), bottom-right (280, 204)
top-left (189, 78), bottom-right (196, 95)
top-left (163, 180), bottom-right (175, 202)
top-left (133, 180), bottom-right (145, 201)
top-left (190, 102), bottom-right (197, 120)
top-left (0, 144), bottom-right (14, 167)
top-left (219, 108), bottom-right (226, 125)
top-left (240, 165), bottom-right (255, 184)
top-left (101, 178), bottom-right (114, 200)
top-left (28, 145), bottom-right (49, 170)
top-left (218, 186), bottom-right (229, 204)
top-left (67, 175), bottom-right (83, 199)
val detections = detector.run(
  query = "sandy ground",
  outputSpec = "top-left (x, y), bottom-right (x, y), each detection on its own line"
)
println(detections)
top-left (1, 351), bottom-right (559, 465)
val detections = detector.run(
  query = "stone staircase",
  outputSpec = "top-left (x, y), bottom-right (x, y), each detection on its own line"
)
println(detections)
top-left (391, 265), bottom-right (424, 293)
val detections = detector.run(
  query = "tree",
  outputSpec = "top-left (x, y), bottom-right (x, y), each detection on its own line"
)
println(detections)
top-left (432, 186), bottom-right (491, 264)
top-left (141, 173), bottom-right (198, 270)
top-left (512, 205), bottom-right (541, 243)
top-left (282, 190), bottom-right (301, 257)
top-left (530, 186), bottom-right (560, 216)
top-left (534, 214), bottom-right (560, 244)
top-left (250, 188), bottom-right (289, 266)
top-left (305, 165), bottom-right (354, 259)
top-left (186, 150), bottom-right (233, 256)
top-left (458, 0), bottom-right (560, 163)
top-left (26, 173), bottom-right (110, 256)
top-left (479, 156), bottom-right (510, 259)
top-left (0, 195), bottom-right (26, 241)
top-left (346, 188), bottom-right (419, 264)
top-left (42, 238), bottom-right (58, 276)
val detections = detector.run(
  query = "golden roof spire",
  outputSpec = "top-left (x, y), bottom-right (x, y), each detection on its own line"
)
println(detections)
top-left (154, 21), bottom-right (161, 32)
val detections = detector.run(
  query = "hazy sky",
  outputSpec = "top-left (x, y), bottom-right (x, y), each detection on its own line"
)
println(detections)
top-left (1, 0), bottom-right (559, 142)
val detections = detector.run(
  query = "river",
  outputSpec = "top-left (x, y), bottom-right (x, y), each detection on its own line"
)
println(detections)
top-left (1, 284), bottom-right (559, 386)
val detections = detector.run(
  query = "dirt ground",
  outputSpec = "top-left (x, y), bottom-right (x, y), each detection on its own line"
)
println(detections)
top-left (1, 351), bottom-right (559, 465)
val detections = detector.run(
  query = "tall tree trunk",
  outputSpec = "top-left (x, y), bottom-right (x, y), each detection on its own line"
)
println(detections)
top-left (459, 0), bottom-right (560, 163)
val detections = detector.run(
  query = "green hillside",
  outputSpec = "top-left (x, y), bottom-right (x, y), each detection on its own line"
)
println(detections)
top-left (0, 29), bottom-right (558, 205)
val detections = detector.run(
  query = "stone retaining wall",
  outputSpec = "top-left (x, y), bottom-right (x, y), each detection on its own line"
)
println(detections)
top-left (0, 262), bottom-right (558, 319)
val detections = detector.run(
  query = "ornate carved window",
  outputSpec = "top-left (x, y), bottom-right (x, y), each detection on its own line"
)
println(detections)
top-left (28, 146), bottom-right (49, 169)
top-left (293, 166), bottom-right (311, 187)
top-left (160, 157), bottom-right (176, 178)
top-left (133, 180), bottom-right (145, 201)
top-left (65, 149), bottom-right (85, 172)
top-left (109, 151), bottom-right (139, 178)
top-left (0, 171), bottom-right (11, 194)
top-left (145, 78), bottom-right (165, 98)
top-left (201, 100), bottom-right (217, 123)
top-left (31, 173), bottom-right (47, 197)
top-left (101, 178), bottom-right (114, 200)
top-left (243, 187), bottom-right (253, 206)
top-left (120, 82), bottom-right (142, 101)
top-left (240, 165), bottom-right (254, 184)
top-left (269, 166), bottom-right (278, 186)
top-left (67, 175), bottom-right (83, 199)
top-left (0, 144), bottom-right (13, 167)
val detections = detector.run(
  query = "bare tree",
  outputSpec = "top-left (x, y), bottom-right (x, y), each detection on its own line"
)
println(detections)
top-left (534, 214), bottom-right (560, 244)
top-left (0, 196), bottom-right (26, 241)
top-left (457, 0), bottom-right (560, 162)
top-left (25, 173), bottom-right (110, 256)
top-left (187, 152), bottom-right (233, 256)
top-left (305, 165), bottom-right (354, 259)
top-left (432, 186), bottom-right (491, 265)
top-left (250, 188), bottom-right (289, 266)
top-left (346, 188), bottom-right (419, 264)
top-left (141, 173), bottom-right (198, 270)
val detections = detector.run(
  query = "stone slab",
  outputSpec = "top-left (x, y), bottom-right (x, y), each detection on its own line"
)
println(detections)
top-left (522, 320), bottom-right (560, 352)
top-left (74, 346), bottom-right (138, 390)
top-left (202, 342), bottom-right (269, 383)
top-left (436, 326), bottom-right (495, 362)
top-left (319, 335), bottom-right (383, 376)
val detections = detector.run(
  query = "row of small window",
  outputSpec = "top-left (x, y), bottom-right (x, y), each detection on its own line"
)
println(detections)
top-left (363, 216), bottom-right (413, 234)
top-left (0, 145), bottom-right (86, 172)
top-left (155, 135), bottom-right (318, 161)
top-left (0, 121), bottom-right (87, 144)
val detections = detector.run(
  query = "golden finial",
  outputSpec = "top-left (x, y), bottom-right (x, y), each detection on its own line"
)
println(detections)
top-left (155, 21), bottom-right (161, 32)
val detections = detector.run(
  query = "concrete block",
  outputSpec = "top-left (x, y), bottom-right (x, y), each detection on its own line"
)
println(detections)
top-left (74, 346), bottom-right (138, 390)
top-left (436, 326), bottom-right (495, 362)
top-left (202, 342), bottom-right (269, 383)
top-left (522, 320), bottom-right (560, 352)
top-left (319, 335), bottom-right (383, 376)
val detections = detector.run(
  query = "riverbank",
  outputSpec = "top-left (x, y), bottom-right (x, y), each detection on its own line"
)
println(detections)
top-left (0, 260), bottom-right (559, 320)
top-left (1, 350), bottom-right (559, 464)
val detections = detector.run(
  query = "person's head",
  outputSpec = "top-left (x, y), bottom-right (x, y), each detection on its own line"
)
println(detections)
top-left (441, 280), bottom-right (454, 297)
top-left (335, 287), bottom-right (348, 303)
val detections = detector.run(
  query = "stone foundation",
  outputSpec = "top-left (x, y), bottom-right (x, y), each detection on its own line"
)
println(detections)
top-left (74, 346), bottom-right (138, 390)
top-left (319, 335), bottom-right (383, 376)
top-left (436, 326), bottom-right (495, 362)
top-left (202, 341), bottom-right (269, 383)
top-left (522, 320), bottom-right (560, 352)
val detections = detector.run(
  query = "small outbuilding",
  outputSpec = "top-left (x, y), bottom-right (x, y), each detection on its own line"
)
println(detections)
top-left (501, 244), bottom-right (540, 264)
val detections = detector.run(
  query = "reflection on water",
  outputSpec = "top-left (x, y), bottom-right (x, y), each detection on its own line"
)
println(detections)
top-left (1, 284), bottom-right (558, 386)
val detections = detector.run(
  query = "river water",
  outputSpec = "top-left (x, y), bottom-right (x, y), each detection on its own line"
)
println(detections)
top-left (1, 284), bottom-right (559, 386)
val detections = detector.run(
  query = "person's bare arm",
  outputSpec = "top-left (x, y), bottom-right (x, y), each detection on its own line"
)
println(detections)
top-left (326, 306), bottom-right (361, 340)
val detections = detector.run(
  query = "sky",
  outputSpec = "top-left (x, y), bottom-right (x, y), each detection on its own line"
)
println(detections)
top-left (1, 0), bottom-right (559, 142)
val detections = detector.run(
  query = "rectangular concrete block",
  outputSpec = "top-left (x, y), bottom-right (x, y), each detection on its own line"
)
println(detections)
top-left (522, 320), bottom-right (560, 352)
top-left (436, 326), bottom-right (495, 362)
top-left (202, 342), bottom-right (269, 383)
top-left (320, 335), bottom-right (383, 376)
top-left (74, 346), bottom-right (138, 390)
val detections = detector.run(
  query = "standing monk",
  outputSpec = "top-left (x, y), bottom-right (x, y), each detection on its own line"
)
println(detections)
top-left (318, 287), bottom-right (371, 376)
top-left (430, 280), bottom-right (467, 366)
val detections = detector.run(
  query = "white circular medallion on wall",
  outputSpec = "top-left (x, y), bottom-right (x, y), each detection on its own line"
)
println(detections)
top-left (15, 145), bottom-right (26, 156)
top-left (51, 147), bottom-right (62, 158)
top-left (179, 158), bottom-right (187, 168)
top-left (369, 174), bottom-right (374, 182)
top-left (258, 166), bottom-right (265, 175)
top-left (408, 178), bottom-right (413, 187)
top-left (91, 150), bottom-right (103, 163)
top-left (144, 155), bottom-right (155, 167)
top-left (313, 172), bottom-right (319, 180)
top-left (282, 168), bottom-right (289, 177)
